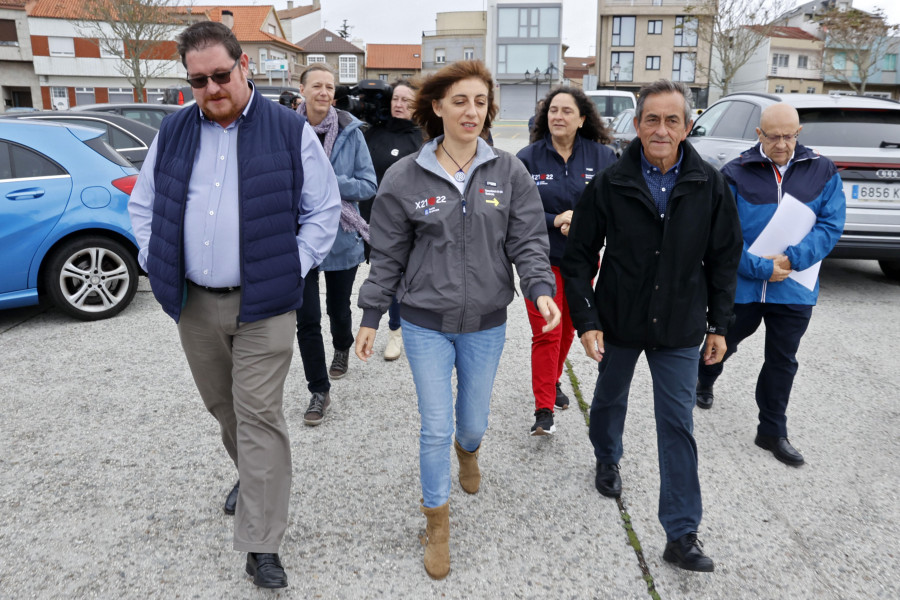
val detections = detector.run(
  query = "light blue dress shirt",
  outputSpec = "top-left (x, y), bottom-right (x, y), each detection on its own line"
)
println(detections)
top-left (129, 91), bottom-right (340, 287)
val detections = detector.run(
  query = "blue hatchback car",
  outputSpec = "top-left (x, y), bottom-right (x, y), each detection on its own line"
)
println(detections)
top-left (0, 120), bottom-right (140, 320)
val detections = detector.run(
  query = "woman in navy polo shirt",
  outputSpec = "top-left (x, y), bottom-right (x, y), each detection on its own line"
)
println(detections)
top-left (516, 86), bottom-right (616, 436)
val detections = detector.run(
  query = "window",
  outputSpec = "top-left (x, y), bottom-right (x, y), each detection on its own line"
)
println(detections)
top-left (307, 54), bottom-right (325, 65)
top-left (807, 86), bottom-right (817, 94)
top-left (773, 53), bottom-right (789, 68)
top-left (0, 19), bottom-right (18, 47)
top-left (0, 141), bottom-right (66, 180)
top-left (268, 24), bottom-right (276, 35)
top-left (75, 87), bottom-right (95, 106)
top-left (145, 88), bottom-right (164, 104)
top-left (674, 16), bottom-right (698, 47)
top-left (797, 55), bottom-right (808, 69)
top-left (107, 87), bottom-right (134, 103)
top-left (497, 6), bottom-right (560, 39)
top-left (648, 20), bottom-right (662, 35)
top-left (497, 44), bottom-right (558, 75)
top-left (464, 47), bottom-right (475, 60)
top-left (884, 53), bottom-right (898, 72)
top-left (100, 39), bottom-right (123, 58)
top-left (378, 73), bottom-right (388, 81)
top-left (338, 55), bottom-right (357, 83)
top-left (774, 84), bottom-right (785, 93)
top-left (646, 56), bottom-right (660, 70)
top-left (672, 52), bottom-right (695, 82)
top-left (612, 16), bottom-right (635, 47)
top-left (435, 49), bottom-right (445, 64)
top-left (610, 52), bottom-right (634, 82)
top-left (48, 36), bottom-right (75, 57)
top-left (832, 52), bottom-right (846, 71)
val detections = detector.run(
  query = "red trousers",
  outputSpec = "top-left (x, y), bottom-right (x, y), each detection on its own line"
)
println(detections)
top-left (525, 266), bottom-right (575, 412)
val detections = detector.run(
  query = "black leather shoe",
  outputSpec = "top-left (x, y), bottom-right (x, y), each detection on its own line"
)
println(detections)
top-left (224, 480), bottom-right (239, 515)
top-left (595, 462), bottom-right (621, 498)
top-left (246, 553), bottom-right (288, 588)
top-left (663, 532), bottom-right (715, 572)
top-left (755, 434), bottom-right (804, 466)
top-left (695, 381), bottom-right (714, 410)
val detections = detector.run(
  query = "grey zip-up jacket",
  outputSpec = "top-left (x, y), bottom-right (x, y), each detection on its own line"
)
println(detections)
top-left (358, 136), bottom-right (555, 333)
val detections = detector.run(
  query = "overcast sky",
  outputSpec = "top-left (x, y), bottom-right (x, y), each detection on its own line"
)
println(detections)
top-left (220, 1), bottom-right (900, 58)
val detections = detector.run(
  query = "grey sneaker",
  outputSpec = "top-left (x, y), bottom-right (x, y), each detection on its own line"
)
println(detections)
top-left (329, 349), bottom-right (349, 379)
top-left (303, 391), bottom-right (331, 426)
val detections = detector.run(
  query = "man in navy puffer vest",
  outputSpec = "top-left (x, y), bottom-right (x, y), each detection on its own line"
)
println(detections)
top-left (128, 21), bottom-right (340, 589)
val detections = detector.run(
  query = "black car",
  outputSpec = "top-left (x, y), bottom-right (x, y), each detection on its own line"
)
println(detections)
top-left (607, 108), bottom-right (636, 157)
top-left (0, 111), bottom-right (157, 169)
top-left (68, 102), bottom-right (182, 130)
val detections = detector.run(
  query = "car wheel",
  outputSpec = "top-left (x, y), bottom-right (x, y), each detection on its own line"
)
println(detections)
top-left (878, 259), bottom-right (900, 281)
top-left (43, 236), bottom-right (139, 320)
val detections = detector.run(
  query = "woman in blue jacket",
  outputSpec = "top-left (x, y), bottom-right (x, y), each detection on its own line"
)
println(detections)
top-left (516, 86), bottom-right (616, 436)
top-left (296, 64), bottom-right (377, 426)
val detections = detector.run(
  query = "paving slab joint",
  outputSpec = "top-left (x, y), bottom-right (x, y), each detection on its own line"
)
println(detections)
top-left (566, 359), bottom-right (661, 600)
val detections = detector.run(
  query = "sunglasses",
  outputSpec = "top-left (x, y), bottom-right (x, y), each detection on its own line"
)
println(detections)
top-left (186, 58), bottom-right (240, 89)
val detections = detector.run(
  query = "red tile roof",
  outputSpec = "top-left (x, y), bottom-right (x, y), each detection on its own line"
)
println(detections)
top-left (27, 2), bottom-right (300, 51)
top-left (0, 0), bottom-right (27, 10)
top-left (366, 44), bottom-right (421, 70)
top-left (296, 28), bottom-right (364, 54)
top-left (277, 4), bottom-right (318, 20)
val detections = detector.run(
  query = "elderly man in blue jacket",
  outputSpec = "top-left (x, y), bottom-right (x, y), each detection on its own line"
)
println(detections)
top-left (696, 102), bottom-right (845, 467)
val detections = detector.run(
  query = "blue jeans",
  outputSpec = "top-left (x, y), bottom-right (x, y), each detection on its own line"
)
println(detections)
top-left (402, 319), bottom-right (507, 508)
top-left (589, 342), bottom-right (702, 541)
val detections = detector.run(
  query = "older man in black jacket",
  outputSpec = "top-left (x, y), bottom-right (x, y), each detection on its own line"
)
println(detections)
top-left (562, 80), bottom-right (742, 572)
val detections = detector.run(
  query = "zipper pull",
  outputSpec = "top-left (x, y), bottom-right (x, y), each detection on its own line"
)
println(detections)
top-left (462, 198), bottom-right (467, 214)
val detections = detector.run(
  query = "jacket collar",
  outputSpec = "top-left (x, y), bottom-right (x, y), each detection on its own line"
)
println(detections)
top-left (415, 135), bottom-right (497, 188)
top-left (738, 142), bottom-right (818, 166)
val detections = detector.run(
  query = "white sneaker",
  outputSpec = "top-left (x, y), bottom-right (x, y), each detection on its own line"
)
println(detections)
top-left (384, 328), bottom-right (403, 361)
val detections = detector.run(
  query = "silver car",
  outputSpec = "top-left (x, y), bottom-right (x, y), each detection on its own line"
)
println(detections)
top-left (687, 92), bottom-right (900, 280)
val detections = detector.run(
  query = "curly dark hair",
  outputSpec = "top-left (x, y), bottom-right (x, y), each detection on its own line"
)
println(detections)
top-left (530, 86), bottom-right (611, 145)
top-left (412, 60), bottom-right (498, 141)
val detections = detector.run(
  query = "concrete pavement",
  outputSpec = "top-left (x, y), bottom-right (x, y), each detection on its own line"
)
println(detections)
top-left (0, 122), bottom-right (897, 599)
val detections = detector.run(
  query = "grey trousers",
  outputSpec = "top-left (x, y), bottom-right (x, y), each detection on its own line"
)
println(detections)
top-left (177, 284), bottom-right (296, 553)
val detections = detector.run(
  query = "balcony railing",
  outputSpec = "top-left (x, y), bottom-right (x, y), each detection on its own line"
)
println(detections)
top-left (422, 29), bottom-right (486, 37)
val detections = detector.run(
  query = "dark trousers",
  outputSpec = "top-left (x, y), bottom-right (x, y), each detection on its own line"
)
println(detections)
top-left (698, 302), bottom-right (812, 438)
top-left (296, 266), bottom-right (358, 393)
top-left (589, 342), bottom-right (702, 541)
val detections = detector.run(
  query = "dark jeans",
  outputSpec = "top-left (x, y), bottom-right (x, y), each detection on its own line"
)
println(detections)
top-left (388, 296), bottom-right (401, 331)
top-left (589, 342), bottom-right (702, 542)
top-left (296, 266), bottom-right (358, 393)
top-left (697, 302), bottom-right (812, 438)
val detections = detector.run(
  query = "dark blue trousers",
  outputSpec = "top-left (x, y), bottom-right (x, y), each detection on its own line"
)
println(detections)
top-left (589, 342), bottom-right (702, 542)
top-left (697, 302), bottom-right (812, 438)
top-left (295, 266), bottom-right (358, 394)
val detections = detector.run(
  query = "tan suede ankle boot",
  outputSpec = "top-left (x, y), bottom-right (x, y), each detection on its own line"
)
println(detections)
top-left (420, 502), bottom-right (450, 579)
top-left (454, 439), bottom-right (481, 494)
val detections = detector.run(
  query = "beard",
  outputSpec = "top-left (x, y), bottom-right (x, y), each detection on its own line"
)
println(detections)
top-left (200, 91), bottom-right (244, 125)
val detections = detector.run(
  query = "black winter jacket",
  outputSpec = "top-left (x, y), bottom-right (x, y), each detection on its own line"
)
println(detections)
top-left (562, 140), bottom-right (742, 349)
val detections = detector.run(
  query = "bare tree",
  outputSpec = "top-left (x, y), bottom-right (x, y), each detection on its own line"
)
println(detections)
top-left (686, 0), bottom-right (787, 97)
top-left (75, 0), bottom-right (186, 103)
top-left (816, 6), bottom-right (897, 95)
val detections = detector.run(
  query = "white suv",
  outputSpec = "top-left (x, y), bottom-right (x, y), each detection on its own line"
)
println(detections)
top-left (585, 90), bottom-right (637, 125)
top-left (687, 92), bottom-right (900, 280)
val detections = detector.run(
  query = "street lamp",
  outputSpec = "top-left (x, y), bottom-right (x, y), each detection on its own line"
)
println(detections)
top-left (612, 62), bottom-right (621, 90)
top-left (525, 64), bottom-right (555, 105)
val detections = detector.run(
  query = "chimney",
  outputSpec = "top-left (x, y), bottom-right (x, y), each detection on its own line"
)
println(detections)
top-left (287, 1), bottom-right (293, 8)
top-left (221, 9), bottom-right (234, 30)
top-left (313, 0), bottom-right (321, 10)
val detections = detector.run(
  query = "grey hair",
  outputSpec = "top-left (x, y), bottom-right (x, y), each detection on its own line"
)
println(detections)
top-left (635, 79), bottom-right (693, 124)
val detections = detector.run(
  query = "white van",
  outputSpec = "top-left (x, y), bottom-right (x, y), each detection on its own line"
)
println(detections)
top-left (584, 90), bottom-right (637, 124)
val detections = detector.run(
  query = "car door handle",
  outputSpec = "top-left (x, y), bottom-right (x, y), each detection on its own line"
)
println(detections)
top-left (6, 188), bottom-right (46, 200)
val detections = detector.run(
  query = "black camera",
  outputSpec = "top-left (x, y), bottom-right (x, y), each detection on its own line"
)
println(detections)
top-left (335, 79), bottom-right (392, 126)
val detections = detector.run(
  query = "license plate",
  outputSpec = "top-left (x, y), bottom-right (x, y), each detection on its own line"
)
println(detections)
top-left (845, 182), bottom-right (900, 202)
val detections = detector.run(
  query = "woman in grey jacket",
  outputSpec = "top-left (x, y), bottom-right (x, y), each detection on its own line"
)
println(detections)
top-left (354, 61), bottom-right (560, 579)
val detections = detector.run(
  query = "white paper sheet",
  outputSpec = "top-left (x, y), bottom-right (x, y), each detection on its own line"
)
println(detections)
top-left (747, 193), bottom-right (820, 291)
